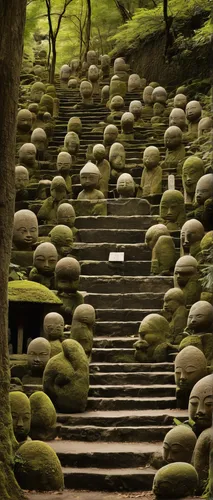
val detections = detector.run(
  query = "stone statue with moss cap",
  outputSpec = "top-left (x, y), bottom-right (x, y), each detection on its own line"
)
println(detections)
top-left (43, 312), bottom-right (64, 357)
top-left (187, 173), bottom-right (213, 231)
top-left (29, 242), bottom-right (58, 289)
top-left (145, 224), bottom-right (176, 276)
top-left (142, 85), bottom-right (153, 118)
top-left (88, 64), bottom-right (100, 95)
top-left (174, 93), bottom-right (187, 110)
top-left (175, 346), bottom-right (207, 409)
top-left (67, 116), bottom-right (82, 136)
top-left (101, 85), bottom-right (110, 104)
top-left (180, 219), bottom-right (204, 260)
top-left (103, 124), bottom-right (119, 157)
top-left (159, 189), bottom-right (186, 231)
top-left (16, 109), bottom-right (33, 146)
top-left (93, 144), bottom-right (110, 198)
top-left (174, 255), bottom-right (201, 308)
top-left (29, 391), bottom-right (57, 441)
top-left (188, 374), bottom-right (213, 436)
top-left (30, 82), bottom-right (46, 103)
top-left (152, 462), bottom-right (198, 499)
top-left (193, 427), bottom-right (213, 494)
top-left (60, 64), bottom-right (71, 83)
top-left (117, 173), bottom-right (135, 198)
top-left (55, 257), bottom-right (84, 324)
top-left (68, 78), bottom-right (78, 89)
top-left (182, 155), bottom-right (204, 203)
top-left (13, 209), bottom-right (38, 250)
top-left (114, 57), bottom-right (128, 82)
top-left (70, 304), bottom-right (95, 362)
top-left (63, 131), bottom-right (80, 163)
top-left (198, 116), bottom-right (212, 138)
top-left (43, 338), bottom-right (89, 412)
top-left (78, 162), bottom-right (104, 201)
top-left (39, 94), bottom-right (54, 116)
top-left (163, 126), bottom-right (185, 174)
top-left (169, 108), bottom-right (187, 132)
top-left (140, 146), bottom-right (162, 196)
top-left (18, 143), bottom-right (38, 181)
top-left (179, 300), bottom-right (213, 364)
top-left (15, 165), bottom-right (29, 201)
top-left (106, 95), bottom-right (124, 124)
top-left (57, 203), bottom-right (78, 240)
top-left (10, 391), bottom-right (31, 444)
top-left (119, 112), bottom-right (134, 142)
top-left (37, 176), bottom-right (68, 225)
top-left (49, 224), bottom-right (73, 259)
top-left (57, 151), bottom-right (72, 195)
top-left (14, 440), bottom-right (64, 491)
top-left (186, 100), bottom-right (202, 139)
top-left (162, 288), bottom-right (188, 344)
top-left (109, 142), bottom-right (126, 179)
top-left (163, 424), bottom-right (197, 464)
top-left (129, 100), bottom-right (144, 126)
top-left (22, 337), bottom-right (51, 385)
top-left (134, 313), bottom-right (172, 363)
top-left (109, 75), bottom-right (126, 102)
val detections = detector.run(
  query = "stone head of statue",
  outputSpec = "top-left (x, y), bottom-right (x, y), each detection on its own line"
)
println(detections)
top-left (31, 127), bottom-right (47, 152)
top-left (110, 95), bottom-right (124, 112)
top-left (80, 162), bottom-right (100, 190)
top-left (117, 173), bottom-right (135, 198)
top-left (15, 166), bottom-right (29, 190)
top-left (19, 143), bottom-right (36, 166)
top-left (101, 54), bottom-right (110, 69)
top-left (174, 255), bottom-right (198, 288)
top-left (145, 224), bottom-right (169, 251)
top-left (121, 112), bottom-right (134, 133)
top-left (114, 57), bottom-right (126, 73)
top-left (27, 337), bottom-right (51, 375)
top-left (181, 219), bottom-right (204, 253)
top-left (88, 64), bottom-right (99, 82)
top-left (160, 190), bottom-right (185, 226)
top-left (169, 108), bottom-right (186, 131)
top-left (104, 124), bottom-right (118, 145)
top-left (17, 109), bottom-right (32, 132)
top-left (43, 312), bottom-right (64, 341)
top-left (57, 203), bottom-right (76, 228)
top-left (143, 146), bottom-right (160, 170)
top-left (73, 304), bottom-right (96, 326)
top-left (55, 256), bottom-right (81, 293)
top-left (153, 102), bottom-right (165, 117)
top-left (80, 80), bottom-right (93, 98)
top-left (64, 131), bottom-right (80, 156)
top-left (30, 82), bottom-right (46, 103)
top-left (195, 174), bottom-right (213, 205)
top-left (43, 112), bottom-right (52, 123)
top-left (163, 287), bottom-right (185, 316)
top-left (129, 100), bottom-right (142, 120)
top-left (60, 64), bottom-right (71, 80)
top-left (186, 100), bottom-right (202, 122)
top-left (68, 78), bottom-right (78, 89)
top-left (175, 346), bottom-right (207, 391)
top-left (142, 85), bottom-right (154, 105)
top-left (139, 313), bottom-right (170, 346)
top-left (163, 425), bottom-right (197, 464)
top-left (109, 142), bottom-right (125, 170)
top-left (13, 209), bottom-right (38, 250)
top-left (33, 242), bottom-right (58, 276)
top-left (87, 50), bottom-right (98, 66)
top-left (152, 86), bottom-right (167, 104)
top-left (39, 94), bottom-right (54, 115)
top-left (128, 74), bottom-right (141, 92)
top-left (200, 231), bottom-right (213, 259)
top-left (189, 374), bottom-right (213, 433)
top-left (164, 126), bottom-right (183, 150)
top-left (101, 85), bottom-right (110, 100)
top-left (46, 84), bottom-right (56, 98)
top-left (93, 144), bottom-right (106, 162)
top-left (187, 300), bottom-right (213, 334)
top-left (49, 225), bottom-right (73, 257)
top-left (182, 156), bottom-right (204, 196)
top-left (198, 116), bottom-right (212, 138)
top-left (28, 103), bottom-right (39, 115)
top-left (50, 176), bottom-right (67, 201)
top-left (67, 117), bottom-right (82, 136)
top-left (153, 462), bottom-right (198, 499)
top-left (57, 152), bottom-right (72, 174)
top-left (10, 391), bottom-right (31, 443)
top-left (174, 93), bottom-right (187, 110)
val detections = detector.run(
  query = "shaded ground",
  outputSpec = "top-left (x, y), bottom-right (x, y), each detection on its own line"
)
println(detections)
top-left (27, 491), bottom-right (202, 500)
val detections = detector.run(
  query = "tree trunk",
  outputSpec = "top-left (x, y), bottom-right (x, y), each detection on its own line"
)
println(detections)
top-left (84, 0), bottom-right (91, 59)
top-left (0, 1), bottom-right (27, 498)
top-left (114, 0), bottom-right (132, 22)
top-left (50, 37), bottom-right (57, 83)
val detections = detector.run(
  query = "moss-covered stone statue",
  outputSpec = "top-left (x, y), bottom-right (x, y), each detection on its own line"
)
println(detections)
top-left (109, 75), bottom-right (127, 102)
top-left (175, 346), bottom-right (207, 409)
top-left (193, 427), bottom-right (212, 494)
top-left (159, 189), bottom-right (186, 231)
top-left (64, 131), bottom-right (80, 163)
top-left (152, 462), bottom-right (198, 499)
top-left (88, 64), bottom-right (100, 95)
top-left (163, 424), bottom-right (197, 463)
top-left (70, 304), bottom-right (95, 362)
top-left (16, 109), bottom-right (33, 146)
top-left (55, 256), bottom-right (84, 324)
top-left (79, 80), bottom-right (93, 106)
top-left (68, 78), bottom-right (78, 89)
top-left (22, 337), bottom-right (51, 384)
top-left (180, 219), bottom-right (204, 260)
top-left (60, 64), bottom-right (71, 83)
top-left (39, 93), bottom-right (54, 115)
top-left (56, 151), bottom-right (72, 195)
top-left (57, 202), bottom-right (78, 239)
top-left (107, 95), bottom-right (124, 124)
top-left (187, 173), bottom-right (213, 231)
top-left (78, 162), bottom-right (104, 201)
top-left (43, 338), bottom-right (89, 412)
top-left (15, 165), bottom-right (29, 201)
top-left (134, 313), bottom-right (172, 363)
top-left (174, 93), bottom-right (187, 110)
top-left (119, 111), bottom-right (134, 142)
top-left (182, 155), bottom-right (204, 203)
top-left (37, 176), bottom-right (68, 224)
top-left (101, 85), bottom-right (110, 104)
top-left (30, 81), bottom-right (46, 103)
top-left (103, 124), bottom-right (119, 158)
top-left (67, 116), bottom-right (82, 136)
top-left (14, 440), bottom-right (64, 491)
top-left (10, 391), bottom-right (31, 443)
top-left (145, 224), bottom-right (176, 276)
top-left (174, 255), bottom-right (201, 307)
top-left (186, 100), bottom-right (202, 139)
top-left (43, 311), bottom-right (64, 357)
top-left (93, 143), bottom-right (110, 198)
top-left (109, 142), bottom-right (126, 179)
top-left (128, 74), bottom-right (141, 92)
top-left (113, 57), bottom-right (128, 82)
top-left (152, 85), bottom-right (167, 105)
top-left (169, 108), bottom-right (187, 132)
top-left (142, 85), bottom-right (153, 117)
top-left (49, 224), bottom-right (73, 259)
top-left (188, 374), bottom-right (213, 436)
top-left (163, 126), bottom-right (185, 174)
top-left (198, 116), bottom-right (212, 138)
top-left (31, 127), bottom-right (48, 161)
top-left (117, 173), bottom-right (135, 198)
top-left (162, 288), bottom-right (188, 344)
top-left (18, 143), bottom-right (38, 181)
top-left (13, 209), bottom-right (38, 250)
top-left (29, 391), bottom-right (57, 441)
top-left (29, 242), bottom-right (58, 288)
top-left (129, 100), bottom-right (144, 126)
top-left (140, 146), bottom-right (162, 196)
top-left (179, 300), bottom-right (213, 364)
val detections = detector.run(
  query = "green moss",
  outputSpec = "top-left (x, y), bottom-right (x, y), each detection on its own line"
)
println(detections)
top-left (10, 391), bottom-right (31, 443)
top-left (153, 462), bottom-right (198, 498)
top-left (8, 281), bottom-right (62, 304)
top-left (29, 391), bottom-right (57, 441)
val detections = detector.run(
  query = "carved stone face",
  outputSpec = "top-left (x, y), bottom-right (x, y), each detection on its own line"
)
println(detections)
top-left (163, 288), bottom-right (184, 315)
top-left (121, 112), bottom-right (134, 133)
top-left (51, 177), bottom-right (67, 202)
top-left (33, 242), bottom-right (58, 275)
top-left (31, 128), bottom-right (47, 152)
top-left (55, 257), bottom-right (81, 293)
top-left (145, 224), bottom-right (169, 250)
top-left (109, 143), bottom-right (125, 170)
top-left (160, 190), bottom-right (184, 223)
top-left (13, 209), bottom-right (38, 249)
top-left (110, 95), bottom-right (124, 111)
top-left (142, 86), bottom-right (153, 105)
top-left (57, 152), bottom-right (72, 174)
top-left (195, 174), bottom-right (213, 205)
top-left (80, 81), bottom-right (93, 98)
top-left (73, 304), bottom-right (95, 325)
top-left (117, 173), bottom-right (135, 197)
top-left (128, 74), bottom-right (141, 92)
top-left (80, 162), bottom-right (100, 190)
top-left (175, 346), bottom-right (207, 390)
top-left (174, 256), bottom-right (197, 288)
top-left (153, 102), bottom-right (164, 116)
top-left (114, 57), bottom-right (126, 73)
top-left (87, 50), bottom-right (98, 66)
top-left (64, 132), bottom-right (79, 155)
top-left (67, 117), bottom-right (82, 136)
top-left (17, 109), bottom-right (32, 132)
top-left (169, 108), bottom-right (186, 131)
top-left (104, 125), bottom-right (118, 145)
top-left (187, 300), bottom-right (213, 333)
top-left (181, 219), bottom-right (204, 252)
top-left (60, 64), bottom-right (71, 80)
top-left (164, 126), bottom-right (182, 150)
top-left (129, 100), bottom-right (142, 120)
top-left (43, 312), bottom-right (64, 340)
top-left (27, 338), bottom-right (51, 375)
top-left (93, 144), bottom-right (106, 162)
top-left (68, 79), bottom-right (77, 89)
top-left (19, 143), bottom-right (36, 166)
top-left (50, 225), bottom-right (74, 257)
top-left (182, 156), bottom-right (204, 195)
top-left (163, 425), bottom-right (197, 463)
top-left (174, 94), bottom-right (187, 110)
top-left (198, 117), bottom-right (212, 137)
top-left (88, 65), bottom-right (99, 82)
top-left (57, 203), bottom-right (76, 228)
top-left (186, 100), bottom-right (202, 122)
top-left (189, 374), bottom-right (213, 433)
top-left (101, 54), bottom-right (110, 69)
top-left (10, 392), bottom-right (31, 442)
top-left (139, 314), bottom-right (169, 346)
top-left (15, 166), bottom-right (29, 190)
top-left (30, 82), bottom-right (45, 103)
top-left (143, 146), bottom-right (160, 170)
top-left (152, 86), bottom-right (167, 104)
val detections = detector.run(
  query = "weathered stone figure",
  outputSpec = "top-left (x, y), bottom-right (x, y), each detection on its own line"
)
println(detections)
top-left (129, 100), bottom-right (143, 124)
top-left (67, 116), bottom-right (82, 136)
top-left (78, 162), bottom-right (104, 201)
top-left (107, 95), bottom-right (124, 123)
top-left (113, 57), bottom-right (128, 81)
top-left (142, 85), bottom-right (154, 117)
top-left (162, 288), bottom-right (188, 342)
top-left (64, 131), bottom-right (80, 162)
top-left (193, 427), bottom-right (213, 494)
top-left (109, 75), bottom-right (126, 101)
top-left (29, 391), bottom-right (57, 441)
top-left (49, 224), bottom-right (74, 259)
top-left (88, 64), bottom-right (100, 95)
top-left (101, 85), bottom-right (110, 104)
top-left (22, 337), bottom-right (51, 384)
top-left (182, 156), bottom-right (204, 203)
top-left (55, 256), bottom-right (84, 324)
top-left (175, 346), bottom-right (207, 409)
top-left (57, 203), bottom-right (76, 231)
top-left (187, 173), bottom-right (213, 231)
top-left (109, 142), bottom-right (126, 179)
top-left (145, 224), bottom-right (176, 276)
top-left (128, 74), bottom-right (141, 92)
top-left (152, 462), bottom-right (198, 499)
top-left (169, 108), bottom-right (187, 131)
top-left (30, 82), bottom-right (46, 103)
top-left (13, 209), bottom-right (38, 250)
top-left (15, 165), bottom-right (29, 197)
top-left (29, 242), bottom-right (58, 289)
top-left (60, 64), bottom-right (71, 82)
top-left (101, 54), bottom-right (111, 79)
top-left (18, 143), bottom-right (38, 181)
top-left (57, 151), bottom-right (72, 194)
top-left (163, 126), bottom-right (185, 173)
top-left (179, 300), bottom-right (213, 363)
top-left (163, 425), bottom-right (197, 463)
top-left (31, 127), bottom-right (48, 154)
top-left (37, 176), bottom-right (68, 225)
top-left (198, 116), bottom-right (212, 138)
top-left (152, 86), bottom-right (167, 105)
top-left (80, 80), bottom-right (93, 105)
top-left (117, 173), bottom-right (135, 198)
top-left (174, 93), bottom-right (187, 110)
top-left (43, 312), bottom-right (64, 357)
top-left (159, 190), bottom-right (185, 230)
top-left (10, 391), bottom-right (31, 443)
top-left (104, 125), bottom-right (119, 158)
top-left (93, 144), bottom-right (110, 198)
top-left (174, 255), bottom-right (201, 307)
top-left (186, 100), bottom-right (202, 138)
top-left (180, 219), bottom-right (204, 260)
top-left (134, 313), bottom-right (171, 363)
top-left (70, 304), bottom-right (95, 362)
top-left (188, 374), bottom-right (213, 435)
top-left (16, 109), bottom-right (33, 145)
top-left (140, 146), bottom-right (162, 196)
top-left (119, 112), bottom-right (134, 142)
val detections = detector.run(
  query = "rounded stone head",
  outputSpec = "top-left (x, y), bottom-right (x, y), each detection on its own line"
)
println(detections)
top-left (80, 161), bottom-right (100, 190)
top-left (174, 93), bottom-right (187, 110)
top-left (68, 78), bottom-right (78, 89)
top-left (164, 126), bottom-right (182, 150)
top-left (186, 100), bottom-right (202, 122)
top-left (33, 242), bottom-right (58, 275)
top-left (143, 86), bottom-right (153, 105)
top-left (101, 54), bottom-right (110, 68)
top-left (57, 152), bottom-right (72, 174)
top-left (152, 86), bottom-right (167, 104)
top-left (28, 103), bottom-right (39, 115)
top-left (189, 374), bottom-right (213, 433)
top-left (121, 112), bottom-right (134, 133)
top-left (49, 225), bottom-right (73, 256)
top-left (187, 300), bottom-right (213, 333)
top-left (40, 94), bottom-right (54, 115)
top-left (19, 143), bottom-right (36, 166)
top-left (200, 230), bottom-right (213, 256)
top-left (160, 190), bottom-right (185, 226)
top-left (198, 116), bottom-right (212, 138)
top-left (64, 131), bottom-right (80, 156)
top-left (55, 256), bottom-right (81, 292)
top-left (117, 173), bottom-right (135, 198)
top-left (163, 425), bottom-right (197, 464)
top-left (139, 313), bottom-right (170, 345)
top-left (145, 224), bottom-right (169, 250)
top-left (43, 312), bottom-right (64, 341)
top-left (101, 85), bottom-right (109, 100)
top-left (88, 65), bottom-right (99, 82)
top-left (80, 80), bottom-right (93, 98)
top-left (169, 108), bottom-right (186, 131)
top-left (110, 95), bottom-right (124, 111)
top-left (73, 304), bottom-right (96, 326)
top-left (152, 462), bottom-right (198, 498)
top-left (43, 112), bottom-right (52, 123)
top-left (128, 74), bottom-right (141, 92)
top-left (174, 255), bottom-right (198, 288)
top-left (143, 146), bottom-right (160, 170)
top-left (93, 144), bottom-right (106, 162)
top-left (129, 100), bottom-right (142, 120)
top-left (31, 127), bottom-right (47, 151)
top-left (153, 102), bottom-right (165, 117)
top-left (109, 142), bottom-right (125, 170)
top-left (50, 176), bottom-right (67, 201)
top-left (57, 203), bottom-right (76, 228)
top-left (195, 173), bottom-right (213, 205)
top-left (60, 64), bottom-right (71, 80)
top-left (27, 337), bottom-right (51, 375)
top-left (15, 166), bottom-right (29, 190)
top-left (13, 209), bottom-right (38, 250)
top-left (175, 346), bottom-right (207, 391)
top-left (182, 156), bottom-right (204, 196)
top-left (10, 391), bottom-right (31, 443)
top-left (67, 117), bottom-right (82, 136)
top-left (163, 288), bottom-right (185, 315)
top-left (17, 109), bottom-right (32, 132)
top-left (104, 125), bottom-right (118, 145)
top-left (87, 50), bottom-right (98, 66)
top-left (181, 219), bottom-right (204, 252)
top-left (114, 57), bottom-right (126, 73)
top-left (30, 82), bottom-right (46, 103)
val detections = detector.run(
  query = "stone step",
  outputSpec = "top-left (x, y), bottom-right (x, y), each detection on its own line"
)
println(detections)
top-left (91, 347), bottom-right (135, 363)
top-left (95, 308), bottom-right (161, 321)
top-left (89, 362), bottom-right (174, 373)
top-left (87, 396), bottom-right (176, 410)
top-left (59, 423), bottom-right (173, 442)
top-left (88, 384), bottom-right (175, 398)
top-left (75, 215), bottom-right (155, 229)
top-left (80, 261), bottom-right (151, 277)
top-left (80, 276), bottom-right (173, 294)
top-left (85, 292), bottom-right (164, 309)
top-left (89, 371), bottom-right (175, 385)
top-left (73, 243), bottom-right (152, 261)
top-left (78, 229), bottom-right (146, 243)
top-left (93, 335), bottom-right (137, 346)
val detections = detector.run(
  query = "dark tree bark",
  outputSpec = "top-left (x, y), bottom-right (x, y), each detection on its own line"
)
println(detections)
top-left (84, 0), bottom-right (91, 60)
top-left (163, 0), bottom-right (174, 58)
top-left (0, 0), bottom-right (27, 498)
top-left (114, 0), bottom-right (132, 22)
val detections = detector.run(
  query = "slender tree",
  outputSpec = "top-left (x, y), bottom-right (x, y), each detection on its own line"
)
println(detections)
top-left (114, 0), bottom-right (132, 21)
top-left (84, 0), bottom-right (91, 59)
top-left (0, 0), bottom-right (27, 498)
top-left (163, 0), bottom-right (174, 58)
